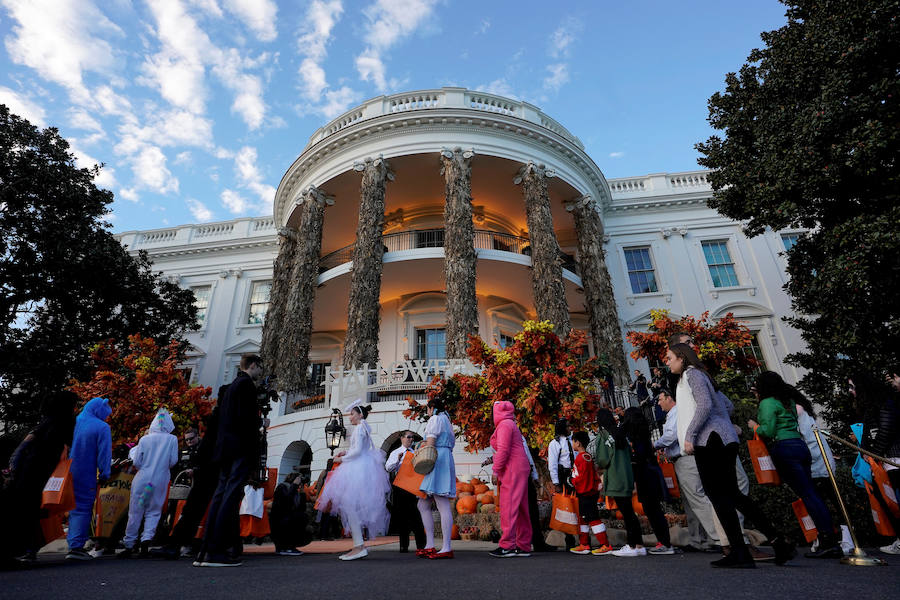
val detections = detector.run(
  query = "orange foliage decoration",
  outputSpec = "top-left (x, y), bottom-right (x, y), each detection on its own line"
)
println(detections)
top-left (404, 320), bottom-right (610, 452)
top-left (69, 334), bottom-right (214, 444)
top-left (625, 309), bottom-right (759, 375)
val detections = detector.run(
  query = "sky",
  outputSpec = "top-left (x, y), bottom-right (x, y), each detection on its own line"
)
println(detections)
top-left (0, 0), bottom-right (789, 233)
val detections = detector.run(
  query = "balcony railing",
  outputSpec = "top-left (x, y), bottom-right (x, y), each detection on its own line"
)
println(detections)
top-left (318, 228), bottom-right (580, 276)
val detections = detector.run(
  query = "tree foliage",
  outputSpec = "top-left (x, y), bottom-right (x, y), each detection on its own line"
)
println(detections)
top-left (69, 335), bottom-right (213, 444)
top-left (404, 320), bottom-right (610, 452)
top-left (0, 105), bottom-right (199, 430)
top-left (695, 0), bottom-right (900, 422)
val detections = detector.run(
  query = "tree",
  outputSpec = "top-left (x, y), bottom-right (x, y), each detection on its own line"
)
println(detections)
top-left (404, 320), bottom-right (610, 452)
top-left (695, 0), bottom-right (900, 424)
top-left (0, 105), bottom-right (199, 430)
top-left (69, 335), bottom-right (213, 444)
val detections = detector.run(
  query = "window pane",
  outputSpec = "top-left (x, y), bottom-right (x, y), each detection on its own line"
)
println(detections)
top-left (781, 233), bottom-right (799, 251)
top-left (247, 281), bottom-right (272, 324)
top-left (702, 241), bottom-right (738, 288)
top-left (415, 328), bottom-right (446, 360)
top-left (624, 247), bottom-right (658, 294)
top-left (191, 285), bottom-right (211, 324)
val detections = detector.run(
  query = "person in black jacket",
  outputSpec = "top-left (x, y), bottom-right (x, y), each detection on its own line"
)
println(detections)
top-left (270, 472), bottom-right (308, 556)
top-left (195, 354), bottom-right (263, 568)
top-left (1, 391), bottom-right (77, 567)
top-left (154, 404), bottom-right (221, 559)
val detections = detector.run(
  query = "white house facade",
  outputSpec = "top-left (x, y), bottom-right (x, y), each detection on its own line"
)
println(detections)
top-left (116, 88), bottom-right (805, 482)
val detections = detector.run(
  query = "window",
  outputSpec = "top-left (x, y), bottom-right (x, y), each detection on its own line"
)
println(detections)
top-left (499, 333), bottom-right (515, 349)
top-left (623, 247), bottom-right (658, 294)
top-left (701, 240), bottom-right (740, 288)
top-left (247, 280), bottom-right (272, 324)
top-left (740, 332), bottom-right (768, 373)
top-left (306, 362), bottom-right (331, 394)
top-left (415, 328), bottom-right (446, 361)
top-left (781, 233), bottom-right (800, 251)
top-left (191, 285), bottom-right (211, 325)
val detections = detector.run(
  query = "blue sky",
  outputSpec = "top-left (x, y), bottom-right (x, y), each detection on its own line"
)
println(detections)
top-left (0, 0), bottom-right (788, 232)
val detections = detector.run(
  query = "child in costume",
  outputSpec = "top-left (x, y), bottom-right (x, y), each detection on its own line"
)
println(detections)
top-left (569, 430), bottom-right (611, 555)
top-left (120, 408), bottom-right (179, 557)
top-left (316, 400), bottom-right (391, 560)
top-left (488, 400), bottom-right (532, 557)
top-left (416, 395), bottom-right (456, 559)
top-left (66, 397), bottom-right (112, 561)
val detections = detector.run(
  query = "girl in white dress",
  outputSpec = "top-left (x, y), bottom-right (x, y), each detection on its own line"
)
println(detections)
top-left (316, 400), bottom-right (391, 560)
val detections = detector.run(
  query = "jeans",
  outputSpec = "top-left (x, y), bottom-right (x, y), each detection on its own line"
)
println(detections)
top-left (770, 438), bottom-right (835, 542)
top-left (694, 433), bottom-right (778, 555)
top-left (201, 456), bottom-right (251, 558)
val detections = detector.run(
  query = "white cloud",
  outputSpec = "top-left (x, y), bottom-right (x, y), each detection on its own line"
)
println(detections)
top-left (131, 146), bottom-right (179, 194)
top-left (188, 0), bottom-right (223, 17)
top-left (476, 79), bottom-right (518, 100)
top-left (119, 187), bottom-right (140, 202)
top-left (142, 0), bottom-right (270, 129)
top-left (233, 146), bottom-right (275, 206)
top-left (67, 138), bottom-right (118, 188)
top-left (68, 108), bottom-right (104, 133)
top-left (549, 19), bottom-right (581, 58)
top-left (543, 63), bottom-right (569, 91)
top-left (298, 59), bottom-right (328, 101)
top-left (355, 0), bottom-right (439, 90)
top-left (115, 109), bottom-right (215, 155)
top-left (477, 19), bottom-right (490, 34)
top-left (175, 151), bottom-right (193, 165)
top-left (223, 0), bottom-right (278, 42)
top-left (186, 198), bottom-right (214, 221)
top-left (2, 0), bottom-right (121, 100)
top-left (0, 86), bottom-right (46, 126)
top-left (608, 151), bottom-right (625, 158)
top-left (318, 86), bottom-right (362, 119)
top-left (221, 188), bottom-right (249, 214)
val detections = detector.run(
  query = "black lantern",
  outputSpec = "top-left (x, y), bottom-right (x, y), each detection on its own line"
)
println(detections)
top-left (324, 408), bottom-right (346, 456)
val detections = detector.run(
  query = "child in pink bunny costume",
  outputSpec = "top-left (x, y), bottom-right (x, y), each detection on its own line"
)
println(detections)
top-left (489, 400), bottom-right (533, 557)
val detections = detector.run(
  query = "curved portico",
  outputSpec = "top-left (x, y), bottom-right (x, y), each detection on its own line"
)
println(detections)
top-left (263, 87), bottom-right (629, 396)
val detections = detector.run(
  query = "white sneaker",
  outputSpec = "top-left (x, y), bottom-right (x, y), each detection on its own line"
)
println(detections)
top-left (611, 545), bottom-right (645, 557)
top-left (879, 539), bottom-right (900, 555)
top-left (810, 538), bottom-right (819, 553)
top-left (180, 546), bottom-right (194, 558)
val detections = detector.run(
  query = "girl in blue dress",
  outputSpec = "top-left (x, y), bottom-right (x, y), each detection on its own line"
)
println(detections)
top-left (416, 396), bottom-right (456, 559)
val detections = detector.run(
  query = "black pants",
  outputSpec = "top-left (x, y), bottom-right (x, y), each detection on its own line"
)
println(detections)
top-left (391, 486), bottom-right (425, 551)
top-left (695, 433), bottom-right (779, 553)
top-left (201, 457), bottom-right (250, 559)
top-left (171, 466), bottom-right (218, 547)
top-left (271, 512), bottom-right (308, 551)
top-left (614, 495), bottom-right (643, 547)
top-left (633, 463), bottom-right (671, 546)
top-left (578, 492), bottom-right (600, 524)
top-left (528, 478), bottom-right (545, 548)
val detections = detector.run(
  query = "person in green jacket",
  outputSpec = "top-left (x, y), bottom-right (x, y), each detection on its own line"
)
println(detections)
top-left (747, 371), bottom-right (842, 559)
top-left (592, 409), bottom-right (644, 556)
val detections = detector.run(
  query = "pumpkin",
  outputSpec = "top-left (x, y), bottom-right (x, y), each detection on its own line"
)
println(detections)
top-left (479, 503), bottom-right (496, 514)
top-left (457, 482), bottom-right (474, 494)
top-left (470, 477), bottom-right (482, 486)
top-left (456, 496), bottom-right (477, 514)
top-left (458, 491), bottom-right (473, 497)
top-left (481, 493), bottom-right (495, 505)
top-left (473, 484), bottom-right (489, 495)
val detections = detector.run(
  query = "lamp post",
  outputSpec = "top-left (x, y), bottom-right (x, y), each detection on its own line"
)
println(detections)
top-left (325, 408), bottom-right (346, 456)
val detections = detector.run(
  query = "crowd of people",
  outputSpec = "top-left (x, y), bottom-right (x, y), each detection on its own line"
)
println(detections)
top-left (2, 337), bottom-right (899, 571)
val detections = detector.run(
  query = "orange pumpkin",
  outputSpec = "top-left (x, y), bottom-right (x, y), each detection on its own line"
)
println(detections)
top-left (470, 477), bottom-right (482, 486)
top-left (457, 482), bottom-right (474, 494)
top-left (458, 491), bottom-right (473, 497)
top-left (456, 495), bottom-right (477, 514)
top-left (473, 484), bottom-right (489, 495)
top-left (481, 493), bottom-right (495, 505)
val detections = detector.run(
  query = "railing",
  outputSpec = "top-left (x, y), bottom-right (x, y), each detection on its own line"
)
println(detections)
top-left (306, 87), bottom-right (583, 149)
top-left (317, 228), bottom-right (580, 276)
top-left (119, 216), bottom-right (277, 250)
top-left (607, 170), bottom-right (713, 200)
top-left (285, 382), bottom-right (327, 415)
top-left (138, 229), bottom-right (178, 245)
top-left (194, 223), bottom-right (234, 238)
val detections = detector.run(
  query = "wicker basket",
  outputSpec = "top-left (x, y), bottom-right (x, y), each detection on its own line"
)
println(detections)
top-left (412, 445), bottom-right (437, 474)
top-left (168, 470), bottom-right (192, 501)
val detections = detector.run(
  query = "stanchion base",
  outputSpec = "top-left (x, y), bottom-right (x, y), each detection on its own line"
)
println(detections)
top-left (841, 554), bottom-right (888, 566)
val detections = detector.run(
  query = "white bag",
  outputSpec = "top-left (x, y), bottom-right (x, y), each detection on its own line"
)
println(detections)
top-left (239, 485), bottom-right (264, 518)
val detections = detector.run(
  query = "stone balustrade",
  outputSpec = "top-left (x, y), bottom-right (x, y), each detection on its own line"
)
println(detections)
top-left (607, 170), bottom-right (713, 199)
top-left (117, 216), bottom-right (276, 250)
top-left (305, 86), bottom-right (584, 150)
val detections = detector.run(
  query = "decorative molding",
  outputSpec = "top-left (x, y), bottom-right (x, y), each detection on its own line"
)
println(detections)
top-left (513, 161), bottom-right (557, 185)
top-left (564, 194), bottom-right (596, 212)
top-left (660, 226), bottom-right (688, 238)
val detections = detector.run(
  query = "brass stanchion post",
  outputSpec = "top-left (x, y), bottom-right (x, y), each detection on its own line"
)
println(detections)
top-left (812, 426), bottom-right (887, 566)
